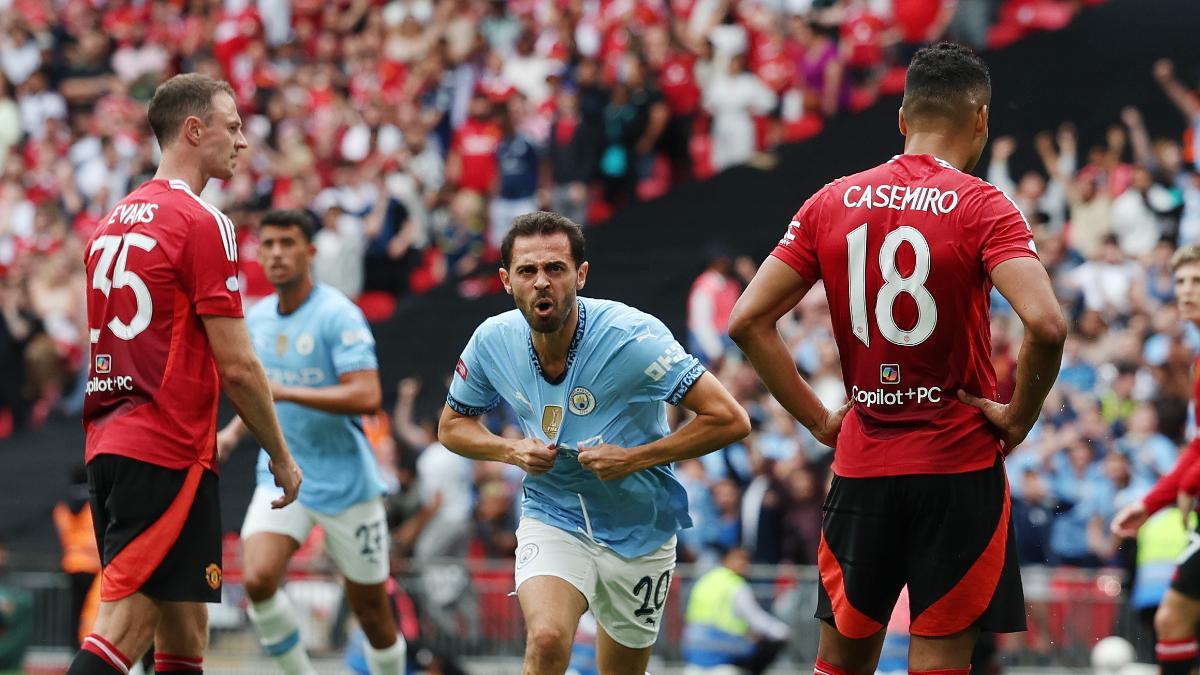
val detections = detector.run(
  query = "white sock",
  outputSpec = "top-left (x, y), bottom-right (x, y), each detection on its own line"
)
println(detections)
top-left (247, 590), bottom-right (317, 675)
top-left (365, 634), bottom-right (407, 675)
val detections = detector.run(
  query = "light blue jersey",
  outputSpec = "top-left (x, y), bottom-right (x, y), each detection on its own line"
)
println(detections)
top-left (448, 297), bottom-right (707, 558)
top-left (246, 284), bottom-right (385, 514)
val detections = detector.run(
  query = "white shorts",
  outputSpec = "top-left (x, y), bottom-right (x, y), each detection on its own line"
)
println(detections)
top-left (515, 517), bottom-right (676, 649)
top-left (241, 486), bottom-right (389, 585)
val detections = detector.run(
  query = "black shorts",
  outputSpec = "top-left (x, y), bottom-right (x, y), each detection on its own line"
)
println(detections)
top-left (815, 456), bottom-right (1025, 638)
top-left (1171, 534), bottom-right (1200, 599)
top-left (87, 454), bottom-right (222, 603)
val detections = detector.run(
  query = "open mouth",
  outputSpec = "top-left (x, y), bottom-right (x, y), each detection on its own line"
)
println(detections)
top-left (533, 298), bottom-right (554, 316)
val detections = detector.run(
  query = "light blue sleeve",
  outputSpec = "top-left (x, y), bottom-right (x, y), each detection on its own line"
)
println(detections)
top-left (614, 313), bottom-right (707, 406)
top-left (447, 325), bottom-right (501, 416)
top-left (326, 301), bottom-right (379, 375)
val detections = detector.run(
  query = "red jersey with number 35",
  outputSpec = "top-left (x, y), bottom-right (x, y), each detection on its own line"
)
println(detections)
top-left (83, 179), bottom-right (243, 471)
top-left (771, 154), bottom-right (1038, 477)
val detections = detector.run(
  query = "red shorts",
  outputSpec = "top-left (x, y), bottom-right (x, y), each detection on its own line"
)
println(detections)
top-left (87, 454), bottom-right (222, 602)
top-left (816, 456), bottom-right (1025, 637)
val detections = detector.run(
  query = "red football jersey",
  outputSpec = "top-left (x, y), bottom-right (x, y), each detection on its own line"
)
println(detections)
top-left (83, 179), bottom-right (243, 471)
top-left (772, 154), bottom-right (1038, 477)
top-left (451, 119), bottom-right (502, 193)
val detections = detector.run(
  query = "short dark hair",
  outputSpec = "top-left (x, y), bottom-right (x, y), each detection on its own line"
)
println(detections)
top-left (260, 209), bottom-right (317, 242)
top-left (147, 73), bottom-right (236, 146)
top-left (500, 211), bottom-right (586, 269)
top-left (902, 42), bottom-right (991, 123)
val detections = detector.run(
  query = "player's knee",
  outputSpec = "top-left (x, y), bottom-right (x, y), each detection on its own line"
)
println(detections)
top-left (1155, 602), bottom-right (1196, 639)
top-left (526, 623), bottom-right (572, 657)
top-left (241, 569), bottom-right (280, 603)
top-left (157, 611), bottom-right (208, 656)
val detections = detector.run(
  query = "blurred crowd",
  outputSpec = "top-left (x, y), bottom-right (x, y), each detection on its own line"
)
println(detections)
top-left (383, 55), bottom-right (1200, 594)
top-left (0, 0), bottom-right (1099, 435)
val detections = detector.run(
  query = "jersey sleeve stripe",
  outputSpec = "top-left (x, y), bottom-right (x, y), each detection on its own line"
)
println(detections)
top-left (446, 393), bottom-right (499, 416)
top-left (666, 362), bottom-right (707, 406)
top-left (218, 212), bottom-right (238, 262)
top-left (980, 179), bottom-right (1031, 229)
top-left (167, 180), bottom-right (237, 262)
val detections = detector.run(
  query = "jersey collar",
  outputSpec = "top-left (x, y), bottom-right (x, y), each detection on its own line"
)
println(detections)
top-left (527, 298), bottom-right (587, 385)
top-left (892, 153), bottom-right (961, 173)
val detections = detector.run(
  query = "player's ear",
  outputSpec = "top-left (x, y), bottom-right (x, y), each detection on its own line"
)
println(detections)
top-left (498, 267), bottom-right (513, 295)
top-left (898, 107), bottom-right (908, 137)
top-left (576, 261), bottom-right (588, 290)
top-left (181, 115), bottom-right (205, 146)
top-left (976, 104), bottom-right (988, 137)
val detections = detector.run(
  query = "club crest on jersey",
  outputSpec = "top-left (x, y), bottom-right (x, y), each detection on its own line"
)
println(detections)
top-left (275, 335), bottom-right (287, 357)
top-left (880, 364), bottom-right (900, 385)
top-left (541, 405), bottom-right (564, 439)
top-left (296, 333), bottom-right (314, 356)
top-left (95, 354), bottom-right (112, 374)
top-left (569, 387), bottom-right (596, 415)
top-left (205, 563), bottom-right (222, 590)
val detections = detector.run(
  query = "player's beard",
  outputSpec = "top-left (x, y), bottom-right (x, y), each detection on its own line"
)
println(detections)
top-left (524, 292), bottom-right (573, 334)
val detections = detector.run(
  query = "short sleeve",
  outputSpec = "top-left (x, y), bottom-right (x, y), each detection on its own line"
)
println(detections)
top-left (182, 206), bottom-right (243, 317)
top-left (446, 326), bottom-right (500, 416)
top-left (617, 314), bottom-right (707, 406)
top-left (326, 300), bottom-right (378, 375)
top-left (769, 189), bottom-right (824, 284)
top-left (979, 186), bottom-right (1040, 272)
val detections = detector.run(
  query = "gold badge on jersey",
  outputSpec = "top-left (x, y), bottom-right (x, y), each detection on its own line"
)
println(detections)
top-left (541, 405), bottom-right (564, 439)
top-left (275, 334), bottom-right (287, 357)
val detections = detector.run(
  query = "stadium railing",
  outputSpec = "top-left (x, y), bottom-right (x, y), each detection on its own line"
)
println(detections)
top-left (2, 554), bottom-right (1142, 668)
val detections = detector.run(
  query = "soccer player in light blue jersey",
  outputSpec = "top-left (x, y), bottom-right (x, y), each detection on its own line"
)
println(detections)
top-left (438, 212), bottom-right (751, 675)
top-left (215, 210), bottom-right (405, 675)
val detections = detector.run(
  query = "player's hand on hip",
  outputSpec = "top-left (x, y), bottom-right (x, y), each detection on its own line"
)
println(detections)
top-left (956, 390), bottom-right (1029, 453)
top-left (1111, 500), bottom-right (1149, 538)
top-left (809, 401), bottom-right (850, 448)
top-left (268, 457), bottom-right (303, 508)
top-left (578, 444), bottom-right (640, 481)
top-left (508, 438), bottom-right (558, 475)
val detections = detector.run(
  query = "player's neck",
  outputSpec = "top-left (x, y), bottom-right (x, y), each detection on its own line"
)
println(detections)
top-left (276, 277), bottom-right (315, 315)
top-left (154, 153), bottom-right (208, 195)
top-left (530, 303), bottom-right (579, 377)
top-left (903, 133), bottom-right (971, 172)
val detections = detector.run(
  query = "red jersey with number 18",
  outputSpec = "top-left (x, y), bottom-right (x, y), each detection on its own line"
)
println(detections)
top-left (771, 154), bottom-right (1038, 478)
top-left (83, 179), bottom-right (243, 471)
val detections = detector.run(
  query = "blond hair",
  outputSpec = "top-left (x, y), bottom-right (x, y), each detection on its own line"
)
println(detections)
top-left (1171, 245), bottom-right (1200, 272)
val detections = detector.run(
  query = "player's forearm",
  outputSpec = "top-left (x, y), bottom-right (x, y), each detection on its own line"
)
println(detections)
top-left (393, 395), bottom-right (431, 451)
top-left (1144, 446), bottom-right (1192, 513)
top-left (219, 415), bottom-right (248, 442)
top-left (223, 361), bottom-right (292, 463)
top-left (733, 324), bottom-right (828, 429)
top-left (632, 408), bottom-right (748, 468)
top-left (276, 381), bottom-right (381, 415)
top-left (1005, 330), bottom-right (1065, 434)
top-left (1162, 78), bottom-right (1200, 118)
top-left (437, 410), bottom-right (514, 464)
